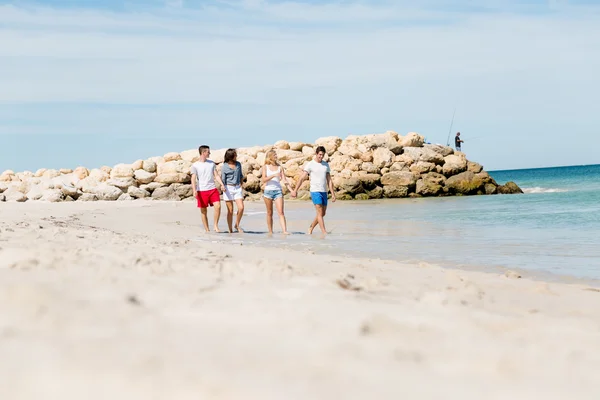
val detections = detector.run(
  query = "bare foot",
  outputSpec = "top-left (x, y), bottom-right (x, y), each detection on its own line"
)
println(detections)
top-left (235, 226), bottom-right (244, 233)
top-left (308, 225), bottom-right (315, 234)
top-left (283, 231), bottom-right (291, 235)
top-left (214, 226), bottom-right (221, 233)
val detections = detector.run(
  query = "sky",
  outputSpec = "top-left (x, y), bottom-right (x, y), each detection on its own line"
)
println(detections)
top-left (1, 0), bottom-right (599, 173)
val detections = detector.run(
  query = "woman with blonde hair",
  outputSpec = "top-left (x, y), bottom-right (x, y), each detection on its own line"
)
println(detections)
top-left (262, 149), bottom-right (293, 235)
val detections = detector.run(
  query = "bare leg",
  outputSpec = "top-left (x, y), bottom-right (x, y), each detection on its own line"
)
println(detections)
top-left (274, 197), bottom-right (289, 234)
top-left (234, 198), bottom-right (245, 232)
top-left (225, 201), bottom-right (234, 233)
top-left (213, 201), bottom-right (221, 232)
top-left (200, 207), bottom-right (210, 232)
top-left (263, 197), bottom-right (274, 234)
top-left (309, 204), bottom-right (327, 234)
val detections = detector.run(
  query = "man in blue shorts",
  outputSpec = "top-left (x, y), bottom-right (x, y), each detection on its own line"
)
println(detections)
top-left (291, 146), bottom-right (336, 234)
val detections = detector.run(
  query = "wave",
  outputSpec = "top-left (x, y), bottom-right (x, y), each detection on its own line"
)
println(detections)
top-left (522, 187), bottom-right (569, 194)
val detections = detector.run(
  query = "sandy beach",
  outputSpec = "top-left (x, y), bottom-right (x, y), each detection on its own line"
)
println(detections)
top-left (1, 200), bottom-right (599, 400)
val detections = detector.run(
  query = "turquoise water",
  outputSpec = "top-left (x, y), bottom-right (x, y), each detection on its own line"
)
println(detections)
top-left (197, 164), bottom-right (600, 281)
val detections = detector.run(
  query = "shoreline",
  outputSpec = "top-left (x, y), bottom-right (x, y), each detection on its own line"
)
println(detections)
top-left (1, 199), bottom-right (598, 287)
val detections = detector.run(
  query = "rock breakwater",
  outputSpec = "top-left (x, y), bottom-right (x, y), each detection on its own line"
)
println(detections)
top-left (0, 131), bottom-right (522, 203)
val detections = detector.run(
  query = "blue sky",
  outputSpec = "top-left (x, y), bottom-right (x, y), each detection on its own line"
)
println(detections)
top-left (1, 0), bottom-right (599, 173)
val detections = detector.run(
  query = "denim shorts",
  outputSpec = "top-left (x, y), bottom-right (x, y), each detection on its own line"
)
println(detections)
top-left (310, 191), bottom-right (328, 206)
top-left (264, 189), bottom-right (283, 200)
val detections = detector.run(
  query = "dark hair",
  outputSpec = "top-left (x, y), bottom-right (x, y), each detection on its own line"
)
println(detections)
top-left (315, 146), bottom-right (326, 154)
top-left (224, 148), bottom-right (237, 164)
top-left (198, 145), bottom-right (210, 155)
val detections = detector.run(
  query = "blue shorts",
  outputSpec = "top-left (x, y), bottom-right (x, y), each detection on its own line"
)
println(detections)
top-left (264, 189), bottom-right (283, 200)
top-left (310, 191), bottom-right (328, 206)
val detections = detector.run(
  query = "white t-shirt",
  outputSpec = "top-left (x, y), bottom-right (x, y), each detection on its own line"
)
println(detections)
top-left (190, 160), bottom-right (216, 191)
top-left (303, 160), bottom-right (331, 193)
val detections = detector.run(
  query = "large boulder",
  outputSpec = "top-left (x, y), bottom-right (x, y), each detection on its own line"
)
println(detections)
top-left (61, 183), bottom-right (79, 198)
top-left (41, 189), bottom-right (65, 202)
top-left (366, 186), bottom-right (384, 199)
top-left (467, 161), bottom-right (483, 174)
top-left (106, 177), bottom-right (136, 190)
top-left (485, 183), bottom-right (498, 195)
top-left (157, 160), bottom-right (192, 175)
top-left (360, 162), bottom-right (379, 174)
top-left (89, 169), bottom-right (109, 182)
top-left (274, 140), bottom-right (290, 150)
top-left (131, 160), bottom-right (144, 171)
top-left (402, 147), bottom-right (445, 165)
top-left (337, 141), bottom-right (362, 158)
top-left (151, 186), bottom-right (181, 201)
top-left (139, 182), bottom-right (166, 193)
top-left (73, 167), bottom-right (89, 180)
top-left (243, 174), bottom-right (262, 193)
top-left (155, 160), bottom-right (192, 184)
top-left (332, 177), bottom-right (363, 195)
top-left (155, 173), bottom-right (190, 184)
top-left (0, 170), bottom-right (15, 182)
top-left (77, 177), bottom-right (100, 193)
top-left (416, 175), bottom-right (444, 196)
top-left (381, 171), bottom-right (417, 189)
top-left (442, 154), bottom-right (468, 176)
top-left (0, 182), bottom-right (7, 193)
top-left (4, 188), bottom-right (27, 202)
top-left (93, 184), bottom-right (123, 201)
top-left (42, 169), bottom-right (61, 179)
top-left (209, 149), bottom-right (226, 164)
top-left (128, 186), bottom-right (150, 199)
top-left (445, 171), bottom-right (486, 195)
top-left (134, 170), bottom-right (157, 184)
top-left (423, 144), bottom-right (454, 157)
top-left (78, 193), bottom-right (98, 201)
top-left (289, 142), bottom-right (305, 151)
top-left (409, 161), bottom-right (436, 175)
top-left (142, 160), bottom-right (157, 173)
top-left (315, 136), bottom-right (342, 155)
top-left (26, 185), bottom-right (44, 201)
top-left (383, 186), bottom-right (409, 198)
top-left (356, 173), bottom-right (381, 189)
top-left (275, 149), bottom-right (304, 163)
top-left (372, 148), bottom-right (395, 169)
top-left (111, 164), bottom-right (134, 179)
top-left (497, 181), bottom-right (523, 194)
top-left (390, 162), bottom-right (409, 172)
top-left (163, 152), bottom-right (181, 162)
top-left (172, 183), bottom-right (194, 199)
top-left (399, 132), bottom-right (424, 148)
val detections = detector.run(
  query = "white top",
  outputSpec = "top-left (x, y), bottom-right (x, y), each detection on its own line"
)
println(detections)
top-left (264, 165), bottom-right (282, 191)
top-left (303, 160), bottom-right (331, 193)
top-left (190, 160), bottom-right (216, 191)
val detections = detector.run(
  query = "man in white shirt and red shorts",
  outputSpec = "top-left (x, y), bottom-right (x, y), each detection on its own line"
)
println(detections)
top-left (191, 145), bottom-right (227, 232)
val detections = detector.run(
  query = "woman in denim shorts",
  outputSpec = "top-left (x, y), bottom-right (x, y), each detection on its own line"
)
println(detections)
top-left (262, 150), bottom-right (293, 234)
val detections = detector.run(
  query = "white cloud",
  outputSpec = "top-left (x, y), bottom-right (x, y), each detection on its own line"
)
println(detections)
top-left (0, 1), bottom-right (599, 169)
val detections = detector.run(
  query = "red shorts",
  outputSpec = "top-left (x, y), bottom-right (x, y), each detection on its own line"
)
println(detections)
top-left (196, 188), bottom-right (220, 208)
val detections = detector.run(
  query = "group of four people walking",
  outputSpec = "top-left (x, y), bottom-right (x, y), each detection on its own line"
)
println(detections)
top-left (190, 145), bottom-right (336, 235)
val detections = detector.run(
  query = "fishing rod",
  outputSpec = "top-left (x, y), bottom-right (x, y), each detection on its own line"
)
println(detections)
top-left (445, 108), bottom-right (456, 146)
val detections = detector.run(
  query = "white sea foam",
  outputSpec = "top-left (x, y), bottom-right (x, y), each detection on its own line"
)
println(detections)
top-left (522, 187), bottom-right (568, 194)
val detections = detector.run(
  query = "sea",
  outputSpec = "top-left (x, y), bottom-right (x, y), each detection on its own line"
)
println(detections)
top-left (196, 164), bottom-right (600, 282)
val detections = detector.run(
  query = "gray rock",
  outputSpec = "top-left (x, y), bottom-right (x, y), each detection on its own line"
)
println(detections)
top-left (151, 186), bottom-right (181, 201)
top-left (128, 186), bottom-right (150, 199)
top-left (78, 193), bottom-right (99, 201)
top-left (383, 185), bottom-right (409, 198)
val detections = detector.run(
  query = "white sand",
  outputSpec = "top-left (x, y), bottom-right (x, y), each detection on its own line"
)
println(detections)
top-left (1, 200), bottom-right (599, 400)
